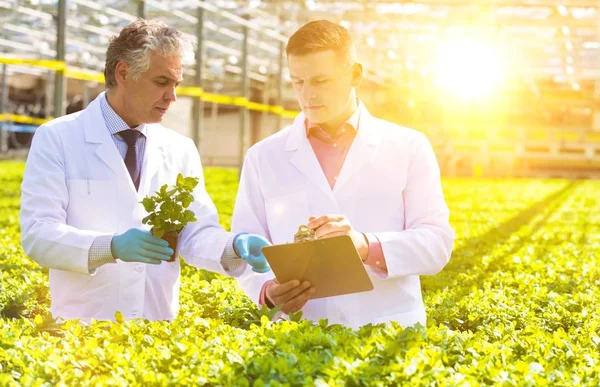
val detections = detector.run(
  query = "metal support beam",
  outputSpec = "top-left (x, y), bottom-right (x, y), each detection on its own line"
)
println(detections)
top-left (82, 82), bottom-right (91, 108)
top-left (137, 0), bottom-right (146, 19)
top-left (54, 0), bottom-right (66, 118)
top-left (0, 64), bottom-right (7, 117)
top-left (191, 2), bottom-right (204, 151)
top-left (238, 15), bottom-right (249, 176)
top-left (45, 71), bottom-right (54, 118)
top-left (260, 74), bottom-right (269, 140)
top-left (275, 40), bottom-right (284, 134)
top-left (594, 80), bottom-right (600, 131)
top-left (0, 64), bottom-right (8, 153)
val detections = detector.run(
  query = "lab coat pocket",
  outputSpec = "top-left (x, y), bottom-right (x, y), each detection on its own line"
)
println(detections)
top-left (66, 179), bottom-right (117, 232)
top-left (265, 191), bottom-right (308, 244)
top-left (145, 258), bottom-right (180, 314)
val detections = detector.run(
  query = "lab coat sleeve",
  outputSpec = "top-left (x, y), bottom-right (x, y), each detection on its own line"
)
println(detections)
top-left (374, 133), bottom-right (455, 278)
top-left (230, 148), bottom-right (275, 304)
top-left (20, 124), bottom-right (110, 275)
top-left (177, 138), bottom-right (237, 276)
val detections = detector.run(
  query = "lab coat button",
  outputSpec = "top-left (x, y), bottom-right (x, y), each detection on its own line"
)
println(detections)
top-left (135, 266), bottom-right (144, 273)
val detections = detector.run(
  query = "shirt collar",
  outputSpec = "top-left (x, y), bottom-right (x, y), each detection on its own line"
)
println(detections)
top-left (306, 99), bottom-right (363, 138)
top-left (100, 92), bottom-right (147, 136)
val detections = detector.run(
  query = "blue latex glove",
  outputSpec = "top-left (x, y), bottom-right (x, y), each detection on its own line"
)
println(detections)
top-left (233, 233), bottom-right (271, 273)
top-left (111, 228), bottom-right (173, 264)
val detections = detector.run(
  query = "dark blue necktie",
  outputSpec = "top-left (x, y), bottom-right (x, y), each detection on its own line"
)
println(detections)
top-left (119, 129), bottom-right (142, 190)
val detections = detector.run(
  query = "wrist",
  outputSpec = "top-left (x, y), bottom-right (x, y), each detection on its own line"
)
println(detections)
top-left (264, 293), bottom-right (275, 309)
top-left (264, 281), bottom-right (275, 308)
top-left (232, 232), bottom-right (248, 257)
top-left (358, 232), bottom-right (369, 262)
top-left (110, 233), bottom-right (118, 258)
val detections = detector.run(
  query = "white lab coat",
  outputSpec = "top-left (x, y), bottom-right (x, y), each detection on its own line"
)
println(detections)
top-left (20, 92), bottom-right (234, 323)
top-left (232, 105), bottom-right (454, 329)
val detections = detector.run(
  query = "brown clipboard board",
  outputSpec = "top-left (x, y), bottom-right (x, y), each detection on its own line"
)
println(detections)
top-left (260, 235), bottom-right (374, 299)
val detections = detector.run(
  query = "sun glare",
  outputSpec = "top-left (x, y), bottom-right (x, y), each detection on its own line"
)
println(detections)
top-left (435, 38), bottom-right (504, 100)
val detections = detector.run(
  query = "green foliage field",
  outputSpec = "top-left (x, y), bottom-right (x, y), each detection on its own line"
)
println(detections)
top-left (1, 161), bottom-right (599, 386)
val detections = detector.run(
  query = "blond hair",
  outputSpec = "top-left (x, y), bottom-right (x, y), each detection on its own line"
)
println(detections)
top-left (286, 20), bottom-right (356, 65)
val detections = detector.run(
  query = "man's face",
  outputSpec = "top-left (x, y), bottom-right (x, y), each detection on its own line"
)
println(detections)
top-left (288, 50), bottom-right (357, 125)
top-left (121, 53), bottom-right (182, 125)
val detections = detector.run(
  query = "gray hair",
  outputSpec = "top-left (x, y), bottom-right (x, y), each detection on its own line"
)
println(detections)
top-left (104, 19), bottom-right (193, 88)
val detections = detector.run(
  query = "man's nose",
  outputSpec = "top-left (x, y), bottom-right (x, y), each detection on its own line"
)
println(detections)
top-left (165, 86), bottom-right (177, 103)
top-left (302, 84), bottom-right (316, 104)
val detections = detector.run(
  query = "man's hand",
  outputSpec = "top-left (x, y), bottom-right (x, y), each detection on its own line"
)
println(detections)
top-left (111, 228), bottom-right (173, 264)
top-left (265, 279), bottom-right (315, 314)
top-left (307, 215), bottom-right (369, 261)
top-left (233, 233), bottom-right (271, 273)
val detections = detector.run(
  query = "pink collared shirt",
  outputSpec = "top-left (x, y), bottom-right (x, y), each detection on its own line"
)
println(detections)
top-left (259, 103), bottom-right (388, 307)
top-left (306, 109), bottom-right (359, 189)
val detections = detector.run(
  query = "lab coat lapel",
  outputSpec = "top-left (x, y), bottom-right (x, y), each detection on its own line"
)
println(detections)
top-left (83, 96), bottom-right (129, 180)
top-left (83, 94), bottom-right (167, 198)
top-left (286, 113), bottom-right (337, 203)
top-left (333, 106), bottom-right (381, 193)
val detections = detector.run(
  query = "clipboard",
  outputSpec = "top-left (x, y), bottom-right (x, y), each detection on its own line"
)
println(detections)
top-left (261, 235), bottom-right (374, 299)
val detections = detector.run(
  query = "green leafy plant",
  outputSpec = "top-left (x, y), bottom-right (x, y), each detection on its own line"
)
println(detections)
top-left (4, 162), bottom-right (600, 386)
top-left (140, 173), bottom-right (199, 239)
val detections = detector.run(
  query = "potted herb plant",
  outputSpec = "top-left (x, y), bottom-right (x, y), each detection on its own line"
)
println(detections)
top-left (141, 173), bottom-right (199, 262)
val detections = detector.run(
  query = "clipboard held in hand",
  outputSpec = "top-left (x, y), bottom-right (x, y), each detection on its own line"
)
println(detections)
top-left (261, 235), bottom-right (374, 299)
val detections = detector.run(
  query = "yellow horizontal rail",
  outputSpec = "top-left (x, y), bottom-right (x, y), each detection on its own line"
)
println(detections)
top-left (0, 58), bottom-right (65, 71)
top-left (0, 113), bottom-right (51, 126)
top-left (64, 67), bottom-right (105, 83)
top-left (1, 57), bottom-right (300, 118)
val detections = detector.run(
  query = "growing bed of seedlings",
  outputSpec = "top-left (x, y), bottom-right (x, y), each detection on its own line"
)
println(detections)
top-left (1, 161), bottom-right (599, 386)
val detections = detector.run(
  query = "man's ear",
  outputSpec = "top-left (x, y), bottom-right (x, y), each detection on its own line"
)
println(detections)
top-left (114, 61), bottom-right (129, 86)
top-left (350, 62), bottom-right (363, 88)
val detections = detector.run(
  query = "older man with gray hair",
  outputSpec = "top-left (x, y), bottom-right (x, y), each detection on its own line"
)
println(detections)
top-left (20, 19), bottom-right (270, 324)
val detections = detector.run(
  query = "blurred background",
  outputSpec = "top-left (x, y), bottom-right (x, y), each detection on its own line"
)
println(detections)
top-left (0, 0), bottom-right (599, 178)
